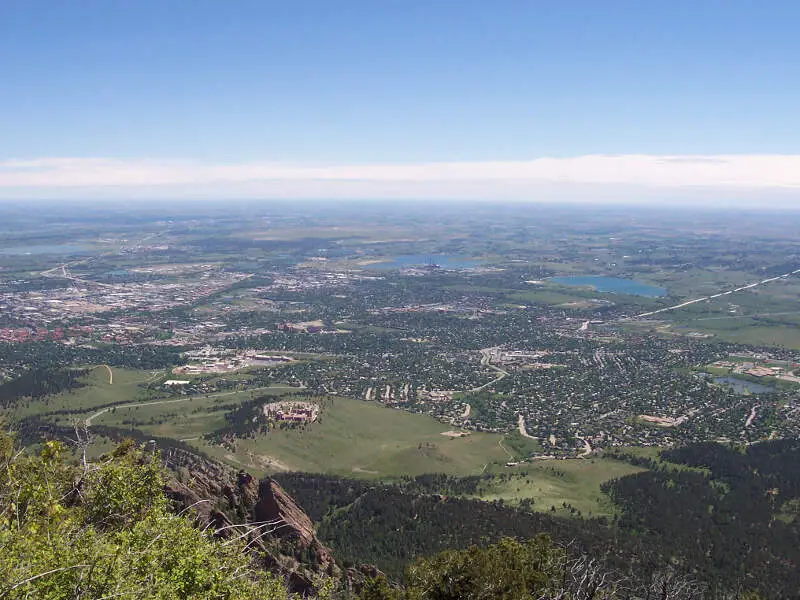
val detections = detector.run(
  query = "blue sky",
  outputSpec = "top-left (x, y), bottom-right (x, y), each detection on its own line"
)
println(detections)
top-left (1, 1), bottom-right (800, 202)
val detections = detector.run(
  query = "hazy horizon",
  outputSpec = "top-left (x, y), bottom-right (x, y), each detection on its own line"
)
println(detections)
top-left (2, 1), bottom-right (799, 207)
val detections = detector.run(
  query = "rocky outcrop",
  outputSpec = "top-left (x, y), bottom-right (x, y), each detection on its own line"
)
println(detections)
top-left (254, 478), bottom-right (337, 571)
top-left (162, 448), bottom-right (339, 594)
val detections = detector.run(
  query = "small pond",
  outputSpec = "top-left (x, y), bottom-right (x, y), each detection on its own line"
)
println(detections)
top-left (714, 376), bottom-right (774, 395)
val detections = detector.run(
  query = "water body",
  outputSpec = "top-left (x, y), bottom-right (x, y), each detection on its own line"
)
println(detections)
top-left (368, 255), bottom-right (485, 270)
top-left (551, 275), bottom-right (666, 297)
top-left (0, 244), bottom-right (89, 256)
top-left (714, 376), bottom-right (774, 395)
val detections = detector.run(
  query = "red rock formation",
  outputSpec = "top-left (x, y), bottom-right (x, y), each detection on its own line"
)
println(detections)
top-left (254, 478), bottom-right (336, 568)
top-left (162, 449), bottom-right (339, 593)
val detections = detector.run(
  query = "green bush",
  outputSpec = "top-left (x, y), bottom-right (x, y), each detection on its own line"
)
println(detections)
top-left (0, 431), bottom-right (293, 599)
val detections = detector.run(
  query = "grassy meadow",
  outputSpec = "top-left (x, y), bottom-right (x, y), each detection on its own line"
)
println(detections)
top-left (477, 458), bottom-right (646, 518)
top-left (191, 396), bottom-right (509, 477)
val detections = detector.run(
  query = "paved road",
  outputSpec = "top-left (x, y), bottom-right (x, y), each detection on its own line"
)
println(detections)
top-left (517, 414), bottom-right (537, 439)
top-left (633, 268), bottom-right (800, 319)
top-left (84, 385), bottom-right (291, 426)
top-left (470, 348), bottom-right (509, 392)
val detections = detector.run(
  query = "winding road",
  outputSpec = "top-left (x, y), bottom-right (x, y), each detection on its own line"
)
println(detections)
top-left (470, 348), bottom-right (509, 393)
top-left (84, 384), bottom-right (296, 426)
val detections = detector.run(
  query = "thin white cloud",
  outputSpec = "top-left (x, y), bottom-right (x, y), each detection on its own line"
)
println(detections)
top-left (1, 155), bottom-right (800, 202)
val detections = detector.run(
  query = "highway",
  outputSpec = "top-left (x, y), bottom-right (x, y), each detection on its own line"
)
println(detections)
top-left (632, 268), bottom-right (800, 319)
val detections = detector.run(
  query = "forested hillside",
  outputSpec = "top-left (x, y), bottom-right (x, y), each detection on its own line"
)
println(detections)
top-left (275, 442), bottom-right (800, 599)
top-left (604, 441), bottom-right (800, 598)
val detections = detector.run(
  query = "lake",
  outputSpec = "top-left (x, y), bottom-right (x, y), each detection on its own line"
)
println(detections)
top-left (368, 255), bottom-right (485, 270)
top-left (0, 243), bottom-right (89, 256)
top-left (714, 376), bottom-right (774, 395)
top-left (551, 275), bottom-right (666, 297)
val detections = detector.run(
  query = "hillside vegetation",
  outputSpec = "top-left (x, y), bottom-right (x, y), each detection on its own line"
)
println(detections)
top-left (0, 432), bottom-right (292, 599)
top-left (0, 429), bottom-right (772, 599)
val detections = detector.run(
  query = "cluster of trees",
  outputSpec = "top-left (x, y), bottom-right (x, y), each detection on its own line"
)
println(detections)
top-left (0, 367), bottom-right (87, 408)
top-left (363, 536), bottom-right (620, 600)
top-left (283, 482), bottom-right (649, 581)
top-left (13, 417), bottom-right (211, 459)
top-left (272, 472), bottom-right (488, 524)
top-left (204, 394), bottom-right (282, 444)
top-left (1, 422), bottom-right (776, 598)
top-left (662, 440), bottom-right (800, 501)
top-left (271, 473), bottom-right (374, 522)
top-left (0, 340), bottom-right (181, 372)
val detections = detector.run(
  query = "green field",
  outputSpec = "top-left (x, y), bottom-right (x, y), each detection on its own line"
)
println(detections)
top-left (508, 284), bottom-right (660, 310)
top-left (88, 383), bottom-right (300, 436)
top-left (508, 289), bottom-right (594, 306)
top-left (91, 388), bottom-right (638, 516)
top-left (674, 318), bottom-right (800, 349)
top-left (18, 370), bottom-right (507, 478)
top-left (9, 366), bottom-right (164, 419)
top-left (187, 397), bottom-right (509, 477)
top-left (476, 458), bottom-right (646, 518)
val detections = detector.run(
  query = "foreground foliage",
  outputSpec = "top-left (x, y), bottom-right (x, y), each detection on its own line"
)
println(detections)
top-left (0, 432), bottom-right (291, 599)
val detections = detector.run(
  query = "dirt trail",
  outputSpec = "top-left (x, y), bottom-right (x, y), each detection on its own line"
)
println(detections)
top-left (92, 364), bottom-right (113, 385)
top-left (498, 439), bottom-right (514, 460)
